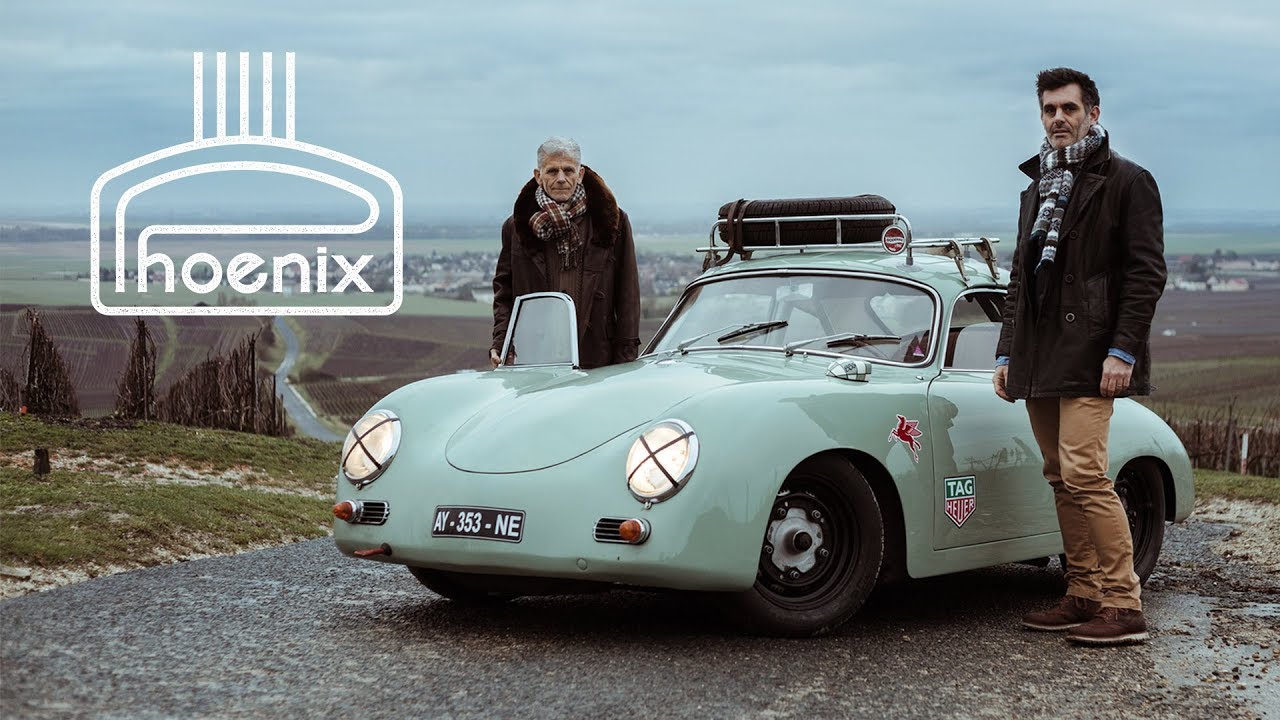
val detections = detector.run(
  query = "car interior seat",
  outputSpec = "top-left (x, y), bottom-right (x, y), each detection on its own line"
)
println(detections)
top-left (947, 322), bottom-right (1002, 369)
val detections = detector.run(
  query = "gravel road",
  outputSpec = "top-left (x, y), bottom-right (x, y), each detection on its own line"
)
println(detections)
top-left (272, 316), bottom-right (343, 443)
top-left (3, 510), bottom-right (1277, 719)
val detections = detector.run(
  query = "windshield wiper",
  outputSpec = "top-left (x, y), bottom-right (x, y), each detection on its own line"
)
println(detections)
top-left (675, 323), bottom-right (751, 353)
top-left (783, 332), bottom-right (901, 356)
top-left (826, 333), bottom-right (900, 347)
top-left (717, 320), bottom-right (788, 344)
top-left (673, 320), bottom-right (790, 354)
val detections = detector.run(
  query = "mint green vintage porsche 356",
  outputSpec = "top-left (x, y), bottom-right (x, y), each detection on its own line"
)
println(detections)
top-left (333, 197), bottom-right (1194, 637)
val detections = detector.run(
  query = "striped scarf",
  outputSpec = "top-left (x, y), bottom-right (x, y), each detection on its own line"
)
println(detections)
top-left (1032, 123), bottom-right (1106, 273)
top-left (531, 184), bottom-right (588, 270)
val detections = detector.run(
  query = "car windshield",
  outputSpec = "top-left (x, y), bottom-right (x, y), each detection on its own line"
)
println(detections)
top-left (648, 274), bottom-right (936, 365)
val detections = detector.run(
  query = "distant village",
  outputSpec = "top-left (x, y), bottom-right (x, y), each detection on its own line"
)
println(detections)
top-left (83, 248), bottom-right (1280, 300)
top-left (381, 250), bottom-right (706, 303)
top-left (5, 220), bottom-right (1271, 300)
top-left (1166, 251), bottom-right (1278, 292)
top-left (90, 248), bottom-right (708, 304)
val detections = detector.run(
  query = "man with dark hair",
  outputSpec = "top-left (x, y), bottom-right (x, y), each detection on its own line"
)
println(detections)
top-left (490, 137), bottom-right (641, 369)
top-left (994, 68), bottom-right (1166, 645)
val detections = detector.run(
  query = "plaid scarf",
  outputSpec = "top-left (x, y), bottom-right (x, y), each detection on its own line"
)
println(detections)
top-left (531, 184), bottom-right (588, 269)
top-left (1032, 123), bottom-right (1106, 273)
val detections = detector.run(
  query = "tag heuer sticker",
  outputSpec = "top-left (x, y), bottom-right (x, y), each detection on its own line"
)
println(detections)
top-left (944, 475), bottom-right (976, 528)
top-left (888, 414), bottom-right (924, 462)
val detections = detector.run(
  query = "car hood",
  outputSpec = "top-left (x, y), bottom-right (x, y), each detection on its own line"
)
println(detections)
top-left (445, 353), bottom-right (805, 473)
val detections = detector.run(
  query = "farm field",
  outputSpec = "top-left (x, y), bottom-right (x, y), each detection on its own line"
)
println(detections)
top-left (0, 278), bottom-right (491, 318)
top-left (0, 306), bottom-right (269, 415)
top-left (1140, 357), bottom-right (1280, 425)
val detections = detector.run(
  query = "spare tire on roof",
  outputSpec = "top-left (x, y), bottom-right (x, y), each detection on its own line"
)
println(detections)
top-left (717, 195), bottom-right (896, 249)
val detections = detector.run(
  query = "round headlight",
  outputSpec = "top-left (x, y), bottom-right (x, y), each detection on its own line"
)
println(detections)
top-left (626, 419), bottom-right (698, 502)
top-left (342, 409), bottom-right (402, 487)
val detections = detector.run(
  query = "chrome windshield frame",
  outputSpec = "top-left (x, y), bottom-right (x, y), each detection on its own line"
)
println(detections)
top-left (642, 269), bottom-right (943, 370)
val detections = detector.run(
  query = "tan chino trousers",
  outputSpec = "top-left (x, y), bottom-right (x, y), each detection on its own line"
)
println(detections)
top-left (1025, 396), bottom-right (1142, 610)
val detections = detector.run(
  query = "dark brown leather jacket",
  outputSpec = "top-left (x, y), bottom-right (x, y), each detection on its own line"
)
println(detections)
top-left (997, 139), bottom-right (1166, 398)
top-left (491, 166), bottom-right (641, 369)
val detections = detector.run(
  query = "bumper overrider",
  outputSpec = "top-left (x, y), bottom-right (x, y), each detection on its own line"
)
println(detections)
top-left (332, 412), bottom-right (761, 593)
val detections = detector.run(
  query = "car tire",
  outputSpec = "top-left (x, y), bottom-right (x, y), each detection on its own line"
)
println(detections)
top-left (408, 567), bottom-right (519, 604)
top-left (1115, 461), bottom-right (1166, 585)
top-left (724, 455), bottom-right (884, 637)
top-left (716, 195), bottom-right (896, 248)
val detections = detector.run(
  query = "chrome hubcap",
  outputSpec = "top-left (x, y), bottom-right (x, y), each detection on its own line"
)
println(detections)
top-left (766, 507), bottom-right (824, 575)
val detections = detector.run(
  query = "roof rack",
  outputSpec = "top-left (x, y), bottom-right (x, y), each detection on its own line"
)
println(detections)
top-left (696, 212), bottom-right (1001, 283)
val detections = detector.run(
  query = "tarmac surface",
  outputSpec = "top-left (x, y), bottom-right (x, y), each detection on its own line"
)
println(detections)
top-left (2, 515), bottom-right (1277, 719)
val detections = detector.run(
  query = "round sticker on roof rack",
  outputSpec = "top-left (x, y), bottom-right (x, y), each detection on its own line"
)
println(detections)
top-left (881, 225), bottom-right (908, 254)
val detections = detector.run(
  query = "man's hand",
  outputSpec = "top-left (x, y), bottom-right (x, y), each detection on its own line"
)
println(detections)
top-left (993, 364), bottom-right (1014, 403)
top-left (1100, 355), bottom-right (1133, 398)
top-left (490, 348), bottom-right (516, 368)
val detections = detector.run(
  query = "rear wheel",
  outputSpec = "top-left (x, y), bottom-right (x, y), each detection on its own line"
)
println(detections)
top-left (725, 455), bottom-right (884, 637)
top-left (1115, 461), bottom-right (1166, 584)
top-left (408, 567), bottom-right (519, 604)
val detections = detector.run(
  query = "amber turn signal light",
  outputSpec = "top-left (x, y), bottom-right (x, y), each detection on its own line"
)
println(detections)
top-left (618, 518), bottom-right (651, 544)
top-left (333, 501), bottom-right (357, 522)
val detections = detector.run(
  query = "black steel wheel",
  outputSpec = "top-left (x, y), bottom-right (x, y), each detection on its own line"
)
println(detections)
top-left (408, 567), bottom-right (518, 604)
top-left (725, 455), bottom-right (884, 637)
top-left (1114, 461), bottom-right (1166, 584)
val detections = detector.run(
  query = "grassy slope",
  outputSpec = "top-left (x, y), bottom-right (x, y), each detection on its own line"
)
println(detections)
top-left (0, 414), bottom-right (340, 569)
top-left (0, 414), bottom-right (339, 491)
top-left (1194, 469), bottom-right (1280, 504)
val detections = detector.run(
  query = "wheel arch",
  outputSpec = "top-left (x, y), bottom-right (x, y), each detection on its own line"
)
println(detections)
top-left (1124, 455), bottom-right (1177, 522)
top-left (798, 448), bottom-right (908, 584)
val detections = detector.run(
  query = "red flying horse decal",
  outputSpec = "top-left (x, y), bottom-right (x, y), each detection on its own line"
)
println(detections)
top-left (888, 414), bottom-right (924, 462)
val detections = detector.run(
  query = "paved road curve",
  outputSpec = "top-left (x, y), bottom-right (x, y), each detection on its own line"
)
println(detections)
top-left (272, 316), bottom-right (343, 442)
top-left (2, 520), bottom-right (1276, 719)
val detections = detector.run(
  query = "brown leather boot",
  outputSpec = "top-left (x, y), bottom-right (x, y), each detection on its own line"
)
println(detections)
top-left (1066, 606), bottom-right (1149, 645)
top-left (1021, 595), bottom-right (1101, 631)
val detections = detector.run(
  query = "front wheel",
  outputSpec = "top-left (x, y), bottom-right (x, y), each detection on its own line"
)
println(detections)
top-left (724, 455), bottom-right (884, 637)
top-left (1115, 461), bottom-right (1166, 584)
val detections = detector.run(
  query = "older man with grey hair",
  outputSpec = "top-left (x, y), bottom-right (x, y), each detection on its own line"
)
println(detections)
top-left (489, 137), bottom-right (641, 369)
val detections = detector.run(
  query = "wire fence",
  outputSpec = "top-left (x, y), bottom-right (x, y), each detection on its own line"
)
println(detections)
top-left (156, 332), bottom-right (289, 436)
top-left (1162, 402), bottom-right (1280, 478)
top-left (15, 310), bottom-right (79, 415)
top-left (113, 318), bottom-right (156, 420)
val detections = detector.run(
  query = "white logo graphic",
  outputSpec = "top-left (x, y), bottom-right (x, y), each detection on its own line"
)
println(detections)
top-left (90, 52), bottom-right (403, 316)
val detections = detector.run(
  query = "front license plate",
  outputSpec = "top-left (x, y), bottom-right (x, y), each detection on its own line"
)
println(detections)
top-left (432, 506), bottom-right (525, 543)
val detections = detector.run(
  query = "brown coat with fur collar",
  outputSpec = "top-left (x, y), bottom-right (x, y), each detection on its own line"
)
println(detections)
top-left (491, 166), bottom-right (641, 369)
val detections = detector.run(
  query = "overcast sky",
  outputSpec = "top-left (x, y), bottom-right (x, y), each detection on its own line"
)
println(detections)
top-left (2, 0), bottom-right (1277, 226)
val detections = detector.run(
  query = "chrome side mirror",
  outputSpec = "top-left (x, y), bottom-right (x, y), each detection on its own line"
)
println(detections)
top-left (826, 358), bottom-right (872, 382)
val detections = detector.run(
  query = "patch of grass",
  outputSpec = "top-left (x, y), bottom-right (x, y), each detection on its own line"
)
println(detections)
top-left (153, 315), bottom-right (179, 381)
top-left (1194, 468), bottom-right (1280, 504)
top-left (0, 467), bottom-right (331, 567)
top-left (0, 414), bottom-right (341, 495)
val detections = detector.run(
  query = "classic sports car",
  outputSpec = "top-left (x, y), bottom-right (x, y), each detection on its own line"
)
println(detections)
top-left (333, 198), bottom-right (1193, 637)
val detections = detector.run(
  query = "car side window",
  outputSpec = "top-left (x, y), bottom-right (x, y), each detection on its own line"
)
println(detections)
top-left (945, 291), bottom-right (1004, 370)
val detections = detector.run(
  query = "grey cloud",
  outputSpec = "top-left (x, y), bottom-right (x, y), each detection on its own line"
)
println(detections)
top-left (1, 0), bottom-right (1277, 221)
